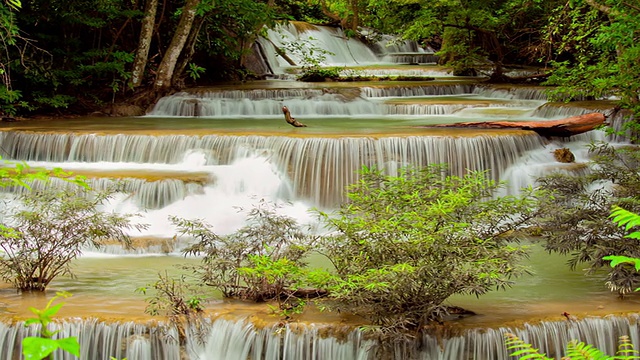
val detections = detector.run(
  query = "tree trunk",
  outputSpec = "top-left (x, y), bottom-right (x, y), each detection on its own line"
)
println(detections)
top-left (130, 0), bottom-right (158, 89)
top-left (172, 15), bottom-right (205, 87)
top-left (349, 0), bottom-right (359, 32)
top-left (432, 112), bottom-right (606, 137)
top-left (153, 0), bottom-right (200, 92)
top-left (238, 0), bottom-right (275, 70)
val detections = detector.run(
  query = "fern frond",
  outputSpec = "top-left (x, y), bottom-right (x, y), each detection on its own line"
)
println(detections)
top-left (504, 333), bottom-right (552, 360)
top-left (615, 335), bottom-right (640, 359)
top-left (610, 206), bottom-right (640, 234)
top-left (565, 340), bottom-right (609, 360)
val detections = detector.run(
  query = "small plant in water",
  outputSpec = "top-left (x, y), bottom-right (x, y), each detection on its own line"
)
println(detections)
top-left (22, 291), bottom-right (80, 360)
top-left (136, 271), bottom-right (205, 317)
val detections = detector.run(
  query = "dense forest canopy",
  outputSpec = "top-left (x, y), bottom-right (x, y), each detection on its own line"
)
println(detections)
top-left (0, 0), bottom-right (638, 120)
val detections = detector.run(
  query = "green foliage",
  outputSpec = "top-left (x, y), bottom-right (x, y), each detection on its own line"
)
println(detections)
top-left (187, 63), bottom-right (206, 80)
top-left (536, 143), bottom-right (640, 295)
top-left (136, 271), bottom-right (205, 317)
top-left (297, 67), bottom-right (341, 82)
top-left (505, 333), bottom-right (640, 360)
top-left (360, 0), bottom-right (553, 77)
top-left (5, 0), bottom-right (20, 10)
top-left (176, 200), bottom-right (316, 304)
top-left (603, 207), bottom-right (640, 291)
top-left (317, 165), bottom-right (538, 329)
top-left (1, 0), bottom-right (142, 113)
top-left (609, 207), bottom-right (640, 240)
top-left (544, 1), bottom-right (640, 121)
top-left (0, 187), bottom-right (147, 291)
top-left (22, 291), bottom-right (80, 360)
top-left (0, 158), bottom-right (75, 189)
top-left (199, 0), bottom-right (279, 79)
top-left (504, 332), bottom-right (550, 359)
top-left (281, 37), bottom-right (339, 81)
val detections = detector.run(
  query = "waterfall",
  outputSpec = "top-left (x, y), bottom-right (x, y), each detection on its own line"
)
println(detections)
top-left (1, 315), bottom-right (637, 359)
top-left (260, 22), bottom-right (380, 73)
top-left (3, 177), bottom-right (206, 210)
top-left (360, 84), bottom-right (476, 98)
top-left (0, 131), bottom-right (545, 209)
top-left (146, 84), bottom-right (553, 118)
top-left (256, 22), bottom-right (433, 76)
top-left (0, 319), bottom-right (181, 360)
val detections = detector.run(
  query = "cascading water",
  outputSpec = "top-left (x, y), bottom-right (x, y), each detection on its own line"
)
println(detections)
top-left (0, 21), bottom-right (635, 360)
top-left (0, 314), bottom-right (637, 360)
top-left (255, 21), bottom-right (438, 77)
top-left (0, 131), bottom-right (545, 213)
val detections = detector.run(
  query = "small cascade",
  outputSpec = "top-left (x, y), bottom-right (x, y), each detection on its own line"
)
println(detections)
top-left (497, 139), bottom-right (593, 196)
top-left (0, 319), bottom-right (181, 360)
top-left (150, 92), bottom-right (381, 117)
top-left (146, 84), bottom-right (557, 118)
top-left (341, 68), bottom-right (450, 77)
top-left (609, 111), bottom-right (637, 142)
top-left (360, 84), bottom-right (476, 98)
top-left (257, 22), bottom-right (433, 75)
top-left (472, 86), bottom-right (549, 101)
top-left (187, 319), bottom-right (376, 360)
top-left (183, 88), bottom-right (328, 100)
top-left (381, 53), bottom-right (440, 64)
top-left (384, 104), bottom-right (471, 115)
top-left (531, 103), bottom-right (606, 118)
top-left (3, 177), bottom-right (206, 210)
top-left (4, 315), bottom-right (632, 360)
top-left (191, 314), bottom-right (640, 359)
top-left (149, 84), bottom-right (476, 117)
top-left (369, 34), bottom-right (430, 54)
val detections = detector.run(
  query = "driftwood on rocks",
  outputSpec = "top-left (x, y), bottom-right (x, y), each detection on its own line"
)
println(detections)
top-left (433, 112), bottom-right (605, 137)
top-left (282, 106), bottom-right (307, 127)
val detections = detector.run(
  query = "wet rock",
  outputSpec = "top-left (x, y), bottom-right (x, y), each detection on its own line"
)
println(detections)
top-left (553, 148), bottom-right (575, 163)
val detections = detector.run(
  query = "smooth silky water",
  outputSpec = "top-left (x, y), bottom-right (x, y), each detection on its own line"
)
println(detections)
top-left (0, 23), bottom-right (637, 359)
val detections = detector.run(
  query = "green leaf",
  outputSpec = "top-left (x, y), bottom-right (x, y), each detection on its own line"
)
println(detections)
top-left (42, 303), bottom-right (64, 318)
top-left (55, 337), bottom-right (80, 357)
top-left (603, 255), bottom-right (640, 271)
top-left (22, 337), bottom-right (59, 360)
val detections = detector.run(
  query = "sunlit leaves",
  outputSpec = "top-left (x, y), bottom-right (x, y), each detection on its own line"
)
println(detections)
top-left (318, 165), bottom-right (538, 328)
top-left (22, 291), bottom-right (81, 360)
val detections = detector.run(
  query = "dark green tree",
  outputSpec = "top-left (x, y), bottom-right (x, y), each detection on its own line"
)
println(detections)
top-left (544, 1), bottom-right (640, 125)
top-left (316, 165), bottom-right (539, 330)
top-left (359, 0), bottom-right (558, 78)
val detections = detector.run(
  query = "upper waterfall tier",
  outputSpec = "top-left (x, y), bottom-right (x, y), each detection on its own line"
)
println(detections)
top-left (148, 83), bottom-right (549, 118)
top-left (256, 22), bottom-right (436, 75)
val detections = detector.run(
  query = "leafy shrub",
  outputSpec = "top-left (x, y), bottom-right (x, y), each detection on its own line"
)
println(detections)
top-left (0, 187), bottom-right (147, 291)
top-left (316, 165), bottom-right (539, 330)
top-left (536, 143), bottom-right (640, 295)
top-left (137, 271), bottom-right (205, 317)
top-left (174, 201), bottom-right (316, 304)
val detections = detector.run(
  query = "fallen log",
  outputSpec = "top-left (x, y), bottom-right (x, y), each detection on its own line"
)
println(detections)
top-left (282, 106), bottom-right (307, 127)
top-left (432, 112), bottom-right (605, 137)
